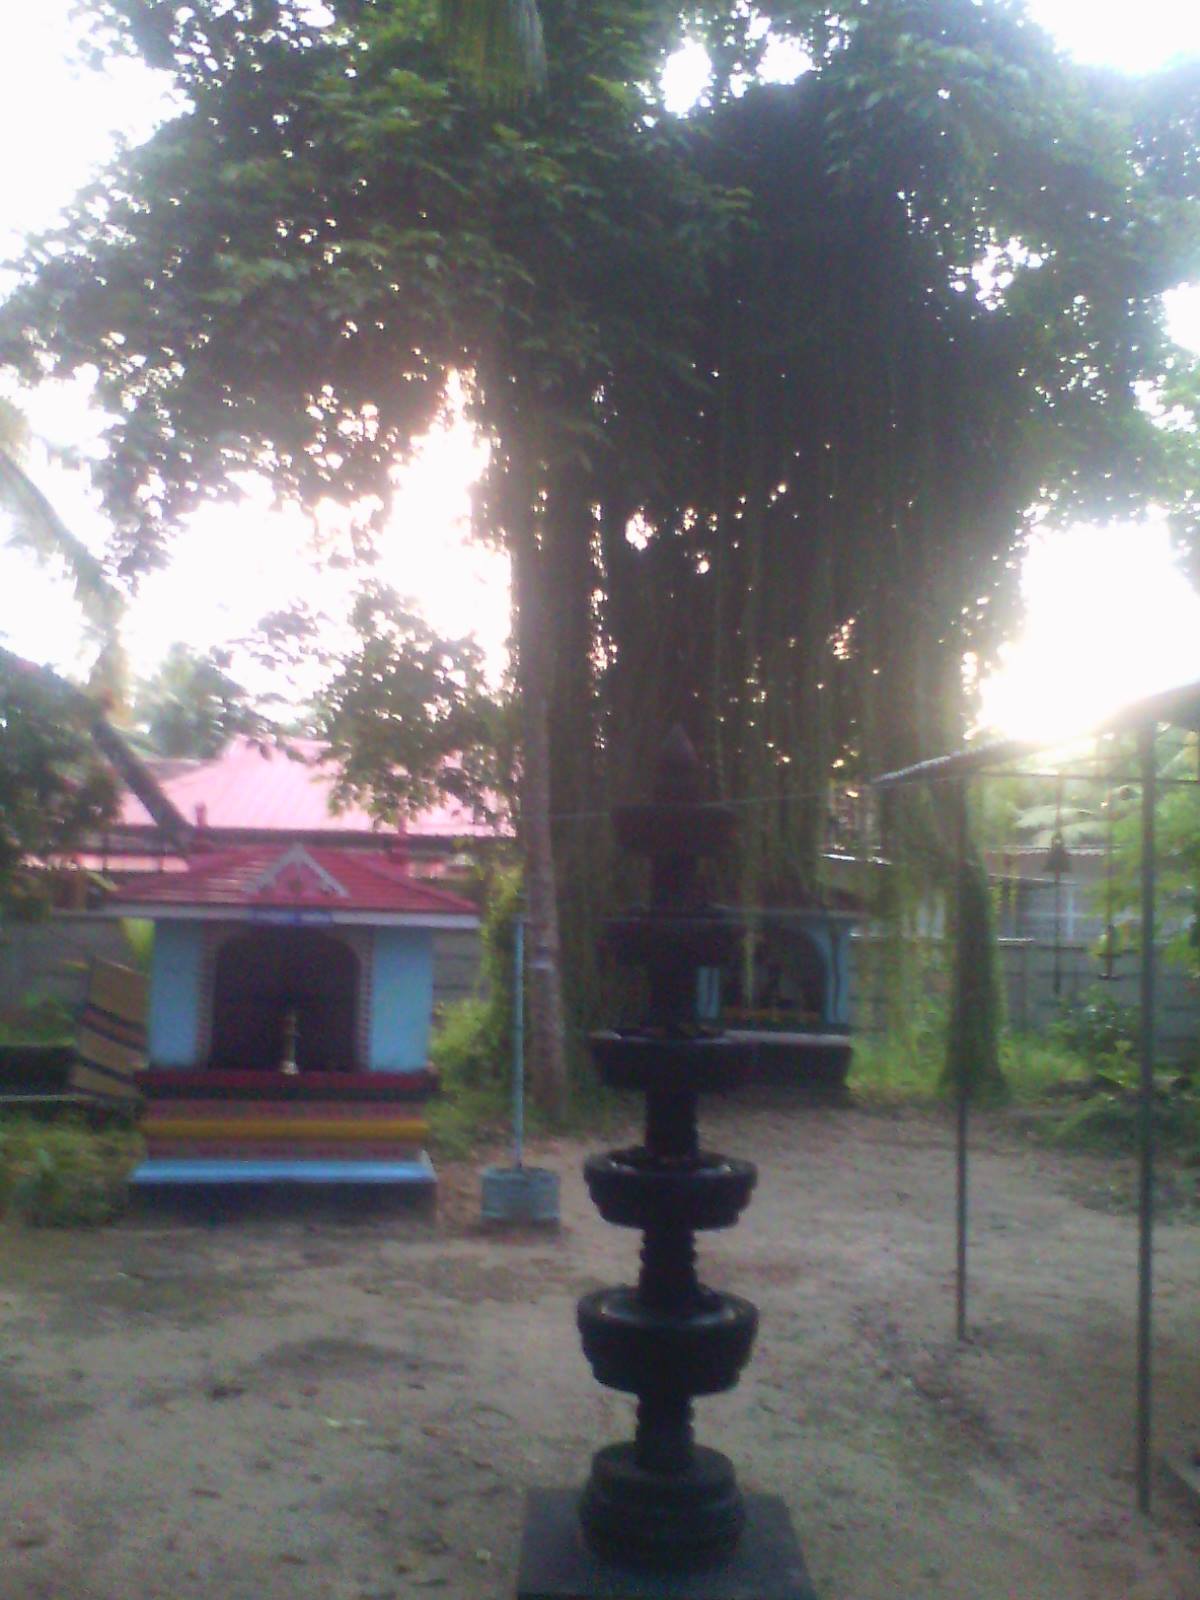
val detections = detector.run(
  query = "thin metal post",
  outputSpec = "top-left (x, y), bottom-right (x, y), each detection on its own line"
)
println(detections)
top-left (513, 914), bottom-right (526, 1169)
top-left (1136, 724), bottom-right (1157, 1512)
top-left (1052, 776), bottom-right (1065, 999)
top-left (955, 1061), bottom-right (969, 1343)
top-left (954, 779), bottom-right (970, 1344)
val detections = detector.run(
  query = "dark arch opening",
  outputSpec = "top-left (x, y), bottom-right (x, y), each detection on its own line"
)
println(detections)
top-left (779, 929), bottom-right (829, 1023)
top-left (209, 928), bottom-right (359, 1072)
top-left (726, 925), bottom-right (829, 1025)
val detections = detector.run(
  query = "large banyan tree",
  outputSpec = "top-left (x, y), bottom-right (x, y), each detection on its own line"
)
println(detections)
top-left (2, 0), bottom-right (1198, 1099)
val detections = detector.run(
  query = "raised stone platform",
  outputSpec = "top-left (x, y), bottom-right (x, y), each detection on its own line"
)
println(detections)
top-left (133, 1069), bottom-right (437, 1194)
top-left (516, 1488), bottom-right (816, 1599)
top-left (130, 1154), bottom-right (436, 1186)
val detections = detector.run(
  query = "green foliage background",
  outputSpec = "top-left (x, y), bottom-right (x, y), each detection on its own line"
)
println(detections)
top-left (3, 0), bottom-right (1200, 1090)
top-left (0, 653), bottom-right (118, 918)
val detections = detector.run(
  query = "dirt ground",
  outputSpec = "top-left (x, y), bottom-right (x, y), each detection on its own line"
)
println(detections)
top-left (2, 1093), bottom-right (1198, 1600)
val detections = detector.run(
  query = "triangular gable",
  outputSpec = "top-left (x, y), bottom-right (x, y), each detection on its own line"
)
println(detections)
top-left (250, 843), bottom-right (350, 900)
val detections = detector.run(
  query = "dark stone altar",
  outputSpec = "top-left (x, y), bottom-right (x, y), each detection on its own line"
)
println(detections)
top-left (517, 728), bottom-right (815, 1599)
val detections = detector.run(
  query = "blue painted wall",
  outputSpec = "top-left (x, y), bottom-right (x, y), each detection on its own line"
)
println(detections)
top-left (148, 922), bottom-right (204, 1067)
top-left (696, 966), bottom-right (722, 1023)
top-left (369, 928), bottom-right (434, 1071)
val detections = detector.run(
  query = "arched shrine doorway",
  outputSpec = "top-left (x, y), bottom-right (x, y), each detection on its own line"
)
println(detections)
top-left (724, 921), bottom-right (833, 1028)
top-left (209, 927), bottom-right (360, 1073)
top-left (751, 925), bottom-right (828, 1024)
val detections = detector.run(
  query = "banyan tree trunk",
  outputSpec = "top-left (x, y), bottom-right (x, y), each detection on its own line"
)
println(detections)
top-left (510, 466), bottom-right (569, 1120)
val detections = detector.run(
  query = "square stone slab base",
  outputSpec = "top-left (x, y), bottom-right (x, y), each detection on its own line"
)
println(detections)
top-left (516, 1488), bottom-right (816, 1599)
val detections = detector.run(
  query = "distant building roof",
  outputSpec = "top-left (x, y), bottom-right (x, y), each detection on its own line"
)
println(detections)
top-left (116, 736), bottom-right (505, 843)
top-left (111, 842), bottom-right (479, 926)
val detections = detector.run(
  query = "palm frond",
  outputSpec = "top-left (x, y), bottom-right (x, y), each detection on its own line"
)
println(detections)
top-left (0, 447), bottom-right (125, 651)
top-left (0, 396), bottom-right (31, 456)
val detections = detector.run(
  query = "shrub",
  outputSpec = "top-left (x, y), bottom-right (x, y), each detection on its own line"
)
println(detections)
top-left (850, 1029), bottom-right (1091, 1106)
top-left (1048, 1083), bottom-right (1200, 1159)
top-left (0, 1118), bottom-right (142, 1227)
top-left (0, 991), bottom-right (76, 1046)
top-left (430, 994), bottom-right (507, 1092)
top-left (433, 864), bottom-right (521, 1086)
top-left (426, 864), bottom-right (522, 1155)
top-left (1051, 988), bottom-right (1140, 1063)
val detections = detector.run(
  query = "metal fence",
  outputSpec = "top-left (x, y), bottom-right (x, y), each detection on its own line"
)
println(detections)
top-left (848, 932), bottom-right (1199, 1061)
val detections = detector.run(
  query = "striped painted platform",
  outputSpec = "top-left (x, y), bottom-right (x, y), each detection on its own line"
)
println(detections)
top-left (131, 1154), bottom-right (436, 1187)
top-left (135, 1069), bottom-right (438, 1196)
top-left (140, 1069), bottom-right (437, 1101)
top-left (144, 1114), bottom-right (428, 1141)
top-left (140, 1140), bottom-right (427, 1161)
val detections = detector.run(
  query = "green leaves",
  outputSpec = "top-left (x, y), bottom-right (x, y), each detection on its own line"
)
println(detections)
top-left (2, 0), bottom-right (1199, 924)
top-left (132, 641), bottom-right (264, 758)
top-left (309, 581), bottom-right (510, 823)
top-left (0, 652), bottom-right (119, 918)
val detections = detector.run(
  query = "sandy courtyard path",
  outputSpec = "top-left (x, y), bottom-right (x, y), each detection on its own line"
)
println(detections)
top-left (1, 1096), bottom-right (1198, 1600)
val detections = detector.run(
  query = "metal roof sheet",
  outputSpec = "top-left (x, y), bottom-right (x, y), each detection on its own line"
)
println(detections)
top-left (117, 736), bottom-right (505, 838)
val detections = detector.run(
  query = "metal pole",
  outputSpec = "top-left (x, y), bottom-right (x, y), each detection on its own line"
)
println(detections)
top-left (954, 779), bottom-right (970, 1344)
top-left (955, 1049), bottom-right (969, 1343)
top-left (1052, 864), bottom-right (1064, 998)
top-left (1136, 724), bottom-right (1157, 1513)
top-left (1052, 776), bottom-right (1065, 999)
top-left (513, 913), bottom-right (526, 1169)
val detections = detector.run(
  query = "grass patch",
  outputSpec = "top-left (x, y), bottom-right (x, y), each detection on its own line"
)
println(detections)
top-left (847, 1035), bottom-right (941, 1104)
top-left (426, 1079), bottom-right (509, 1161)
top-left (425, 1003), bottom-right (625, 1159)
top-left (1045, 1078), bottom-right (1200, 1160)
top-left (849, 1030), bottom-right (1092, 1108)
top-left (1000, 1034), bottom-right (1090, 1101)
top-left (0, 1117), bottom-right (143, 1227)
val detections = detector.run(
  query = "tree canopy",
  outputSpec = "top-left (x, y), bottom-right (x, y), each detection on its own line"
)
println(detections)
top-left (131, 640), bottom-right (262, 757)
top-left (243, 580), bottom-right (510, 819)
top-left (3, 0), bottom-right (1200, 1091)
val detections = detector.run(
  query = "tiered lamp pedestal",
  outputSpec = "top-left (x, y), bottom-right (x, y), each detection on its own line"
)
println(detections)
top-left (517, 728), bottom-right (815, 1599)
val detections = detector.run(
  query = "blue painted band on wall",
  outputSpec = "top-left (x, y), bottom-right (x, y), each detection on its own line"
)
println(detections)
top-left (369, 927), bottom-right (434, 1071)
top-left (147, 921), bottom-right (204, 1067)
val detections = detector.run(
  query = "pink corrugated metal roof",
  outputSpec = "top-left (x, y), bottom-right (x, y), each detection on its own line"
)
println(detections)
top-left (116, 737), bottom-right (504, 839)
top-left (111, 843), bottom-right (478, 915)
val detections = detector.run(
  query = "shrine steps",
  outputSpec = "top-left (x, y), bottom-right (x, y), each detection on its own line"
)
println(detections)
top-left (131, 1070), bottom-right (438, 1199)
top-left (129, 1155), bottom-right (437, 1218)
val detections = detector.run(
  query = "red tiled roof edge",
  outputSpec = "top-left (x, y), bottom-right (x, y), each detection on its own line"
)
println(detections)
top-left (110, 844), bottom-right (478, 916)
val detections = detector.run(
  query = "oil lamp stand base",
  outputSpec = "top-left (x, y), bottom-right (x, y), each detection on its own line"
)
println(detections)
top-left (516, 1488), bottom-right (816, 1599)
